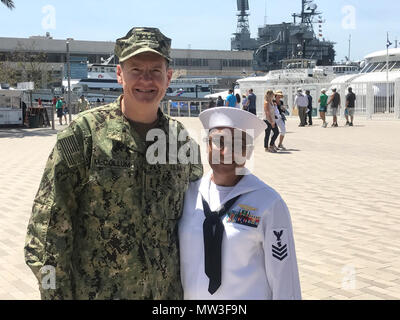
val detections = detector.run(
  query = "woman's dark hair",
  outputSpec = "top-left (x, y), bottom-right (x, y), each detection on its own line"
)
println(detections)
top-left (235, 93), bottom-right (241, 104)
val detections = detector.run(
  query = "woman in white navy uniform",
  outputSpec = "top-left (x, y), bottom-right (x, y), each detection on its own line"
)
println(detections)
top-left (179, 107), bottom-right (301, 300)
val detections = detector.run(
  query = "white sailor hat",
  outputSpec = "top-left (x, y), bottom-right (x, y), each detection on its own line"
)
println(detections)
top-left (199, 107), bottom-right (267, 140)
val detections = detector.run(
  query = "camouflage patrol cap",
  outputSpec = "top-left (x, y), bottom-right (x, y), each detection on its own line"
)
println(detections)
top-left (115, 27), bottom-right (172, 63)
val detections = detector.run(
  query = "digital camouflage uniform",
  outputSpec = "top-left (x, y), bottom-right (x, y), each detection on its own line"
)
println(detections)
top-left (24, 95), bottom-right (203, 300)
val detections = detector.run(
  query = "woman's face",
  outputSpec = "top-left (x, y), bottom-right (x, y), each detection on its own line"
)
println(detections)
top-left (207, 127), bottom-right (250, 175)
top-left (265, 92), bottom-right (274, 101)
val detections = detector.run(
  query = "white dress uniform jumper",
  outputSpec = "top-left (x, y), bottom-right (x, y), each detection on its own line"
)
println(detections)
top-left (178, 107), bottom-right (302, 300)
top-left (179, 171), bottom-right (302, 300)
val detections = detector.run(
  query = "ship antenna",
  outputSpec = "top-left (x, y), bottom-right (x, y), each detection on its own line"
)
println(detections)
top-left (232, 0), bottom-right (251, 50)
top-left (264, 0), bottom-right (267, 26)
top-left (236, 0), bottom-right (250, 35)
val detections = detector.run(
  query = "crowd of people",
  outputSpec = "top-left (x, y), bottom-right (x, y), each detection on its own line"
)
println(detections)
top-left (211, 86), bottom-right (356, 154)
top-left (266, 86), bottom-right (356, 152)
top-left (214, 88), bottom-right (257, 115)
top-left (295, 87), bottom-right (357, 129)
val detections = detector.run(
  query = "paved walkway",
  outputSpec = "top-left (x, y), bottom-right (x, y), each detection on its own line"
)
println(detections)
top-left (0, 115), bottom-right (400, 300)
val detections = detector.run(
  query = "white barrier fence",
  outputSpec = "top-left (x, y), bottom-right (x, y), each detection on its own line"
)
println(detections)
top-left (238, 81), bottom-right (400, 120)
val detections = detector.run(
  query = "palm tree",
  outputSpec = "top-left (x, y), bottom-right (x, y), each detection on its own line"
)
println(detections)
top-left (1, 0), bottom-right (15, 9)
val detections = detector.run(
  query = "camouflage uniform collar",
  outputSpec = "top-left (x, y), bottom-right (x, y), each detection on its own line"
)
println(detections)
top-left (106, 95), bottom-right (172, 149)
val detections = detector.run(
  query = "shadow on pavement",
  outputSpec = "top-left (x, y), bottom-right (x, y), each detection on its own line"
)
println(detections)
top-left (0, 127), bottom-right (57, 139)
top-left (277, 148), bottom-right (300, 154)
top-left (325, 125), bottom-right (366, 128)
top-left (282, 148), bottom-right (300, 152)
top-left (263, 148), bottom-right (300, 155)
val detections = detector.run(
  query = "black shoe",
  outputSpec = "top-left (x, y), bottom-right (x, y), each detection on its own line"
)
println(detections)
top-left (345, 121), bottom-right (350, 126)
top-left (349, 122), bottom-right (353, 126)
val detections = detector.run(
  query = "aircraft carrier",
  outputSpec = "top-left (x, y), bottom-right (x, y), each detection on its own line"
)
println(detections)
top-left (231, 0), bottom-right (336, 72)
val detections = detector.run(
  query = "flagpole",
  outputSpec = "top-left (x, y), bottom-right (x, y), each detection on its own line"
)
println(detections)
top-left (348, 34), bottom-right (351, 62)
top-left (387, 32), bottom-right (390, 113)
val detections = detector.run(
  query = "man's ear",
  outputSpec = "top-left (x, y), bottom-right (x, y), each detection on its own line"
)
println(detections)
top-left (117, 64), bottom-right (123, 85)
top-left (166, 68), bottom-right (173, 86)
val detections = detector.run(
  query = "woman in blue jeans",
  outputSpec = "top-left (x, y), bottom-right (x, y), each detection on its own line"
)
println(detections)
top-left (263, 90), bottom-right (280, 153)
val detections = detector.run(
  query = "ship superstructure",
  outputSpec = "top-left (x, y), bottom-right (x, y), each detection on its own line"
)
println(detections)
top-left (231, 0), bottom-right (336, 72)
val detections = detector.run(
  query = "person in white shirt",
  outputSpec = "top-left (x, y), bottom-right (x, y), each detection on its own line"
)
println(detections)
top-left (179, 107), bottom-right (302, 300)
top-left (294, 88), bottom-right (309, 127)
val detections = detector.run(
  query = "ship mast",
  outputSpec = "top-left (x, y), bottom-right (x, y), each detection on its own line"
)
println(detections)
top-left (232, 0), bottom-right (257, 51)
top-left (292, 0), bottom-right (320, 29)
top-left (235, 0), bottom-right (250, 36)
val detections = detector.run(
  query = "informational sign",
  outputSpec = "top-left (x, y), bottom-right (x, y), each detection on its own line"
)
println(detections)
top-left (17, 82), bottom-right (35, 90)
top-left (64, 56), bottom-right (88, 80)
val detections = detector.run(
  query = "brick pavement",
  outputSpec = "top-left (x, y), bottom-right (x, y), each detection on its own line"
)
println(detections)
top-left (0, 115), bottom-right (399, 300)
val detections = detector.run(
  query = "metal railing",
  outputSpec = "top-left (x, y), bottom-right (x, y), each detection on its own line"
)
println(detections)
top-left (160, 97), bottom-right (215, 118)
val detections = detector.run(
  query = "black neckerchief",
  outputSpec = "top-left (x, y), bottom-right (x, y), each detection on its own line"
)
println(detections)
top-left (201, 194), bottom-right (241, 294)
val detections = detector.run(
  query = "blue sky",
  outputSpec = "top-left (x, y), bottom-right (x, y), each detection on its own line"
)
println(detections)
top-left (0, 0), bottom-right (399, 62)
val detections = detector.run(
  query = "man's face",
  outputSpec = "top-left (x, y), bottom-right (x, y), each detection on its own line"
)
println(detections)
top-left (117, 52), bottom-right (172, 110)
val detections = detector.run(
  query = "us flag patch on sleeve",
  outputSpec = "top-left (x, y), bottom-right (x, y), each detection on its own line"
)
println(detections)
top-left (271, 229), bottom-right (289, 261)
top-left (57, 133), bottom-right (85, 168)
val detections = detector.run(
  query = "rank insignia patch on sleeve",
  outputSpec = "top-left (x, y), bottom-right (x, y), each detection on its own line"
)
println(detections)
top-left (271, 229), bottom-right (289, 261)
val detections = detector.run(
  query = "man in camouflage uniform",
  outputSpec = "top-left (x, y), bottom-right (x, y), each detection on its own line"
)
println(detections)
top-left (77, 95), bottom-right (90, 113)
top-left (24, 27), bottom-right (203, 300)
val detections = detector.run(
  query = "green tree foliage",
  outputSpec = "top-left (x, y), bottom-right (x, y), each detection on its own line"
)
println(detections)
top-left (1, 0), bottom-right (15, 10)
top-left (0, 42), bottom-right (56, 89)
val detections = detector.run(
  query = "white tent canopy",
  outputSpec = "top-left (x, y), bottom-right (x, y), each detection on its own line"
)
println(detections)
top-left (330, 74), bottom-right (360, 85)
top-left (351, 71), bottom-right (400, 83)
